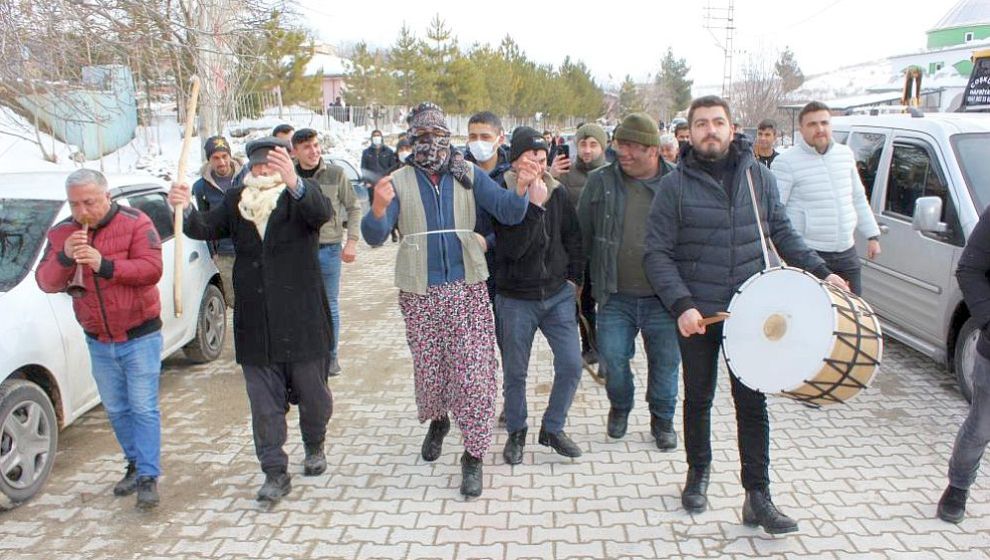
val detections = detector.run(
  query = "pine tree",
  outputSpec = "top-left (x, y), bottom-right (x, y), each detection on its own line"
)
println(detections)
top-left (775, 47), bottom-right (805, 93)
top-left (657, 48), bottom-right (693, 116)
top-left (618, 75), bottom-right (646, 116)
top-left (390, 24), bottom-right (432, 106)
top-left (345, 42), bottom-right (395, 106)
top-left (243, 10), bottom-right (320, 107)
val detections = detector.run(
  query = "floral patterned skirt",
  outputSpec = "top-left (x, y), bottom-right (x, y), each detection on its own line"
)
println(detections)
top-left (399, 281), bottom-right (498, 458)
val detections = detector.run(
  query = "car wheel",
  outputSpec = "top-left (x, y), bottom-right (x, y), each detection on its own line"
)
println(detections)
top-left (0, 379), bottom-right (58, 510)
top-left (183, 284), bottom-right (226, 363)
top-left (952, 317), bottom-right (978, 404)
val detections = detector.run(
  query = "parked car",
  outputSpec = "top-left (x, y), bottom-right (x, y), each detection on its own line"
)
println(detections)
top-left (831, 112), bottom-right (990, 402)
top-left (0, 172), bottom-right (226, 510)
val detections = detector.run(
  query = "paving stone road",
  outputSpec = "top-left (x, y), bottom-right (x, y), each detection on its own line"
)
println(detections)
top-left (1, 241), bottom-right (988, 559)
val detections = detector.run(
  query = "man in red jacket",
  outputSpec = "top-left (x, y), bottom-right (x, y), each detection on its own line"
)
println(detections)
top-left (36, 169), bottom-right (164, 510)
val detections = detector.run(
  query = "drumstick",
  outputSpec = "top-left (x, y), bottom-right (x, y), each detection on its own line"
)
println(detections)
top-left (173, 76), bottom-right (201, 318)
top-left (698, 312), bottom-right (730, 327)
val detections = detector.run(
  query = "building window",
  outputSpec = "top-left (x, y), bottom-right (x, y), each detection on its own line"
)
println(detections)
top-left (965, 31), bottom-right (974, 42)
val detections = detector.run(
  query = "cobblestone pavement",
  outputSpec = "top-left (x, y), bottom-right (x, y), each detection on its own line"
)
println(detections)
top-left (2, 241), bottom-right (988, 560)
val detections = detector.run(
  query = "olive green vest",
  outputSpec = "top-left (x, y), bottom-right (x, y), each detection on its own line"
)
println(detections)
top-left (392, 165), bottom-right (488, 295)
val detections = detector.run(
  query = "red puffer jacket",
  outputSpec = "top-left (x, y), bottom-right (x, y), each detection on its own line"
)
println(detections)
top-left (36, 204), bottom-right (163, 342)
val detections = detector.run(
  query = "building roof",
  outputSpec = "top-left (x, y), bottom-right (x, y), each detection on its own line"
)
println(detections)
top-left (304, 53), bottom-right (350, 77)
top-left (779, 89), bottom-right (943, 112)
top-left (931, 0), bottom-right (990, 32)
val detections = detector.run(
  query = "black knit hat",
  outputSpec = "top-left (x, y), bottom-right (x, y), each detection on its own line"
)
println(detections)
top-left (508, 126), bottom-right (549, 163)
top-left (204, 136), bottom-right (231, 159)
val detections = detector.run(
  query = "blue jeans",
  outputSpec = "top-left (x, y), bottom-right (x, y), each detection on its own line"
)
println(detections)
top-left (86, 331), bottom-right (163, 478)
top-left (497, 284), bottom-right (583, 434)
top-left (318, 243), bottom-right (342, 358)
top-left (597, 293), bottom-right (681, 420)
top-left (948, 351), bottom-right (990, 489)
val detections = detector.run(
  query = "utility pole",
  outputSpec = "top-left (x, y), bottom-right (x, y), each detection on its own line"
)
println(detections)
top-left (704, 0), bottom-right (736, 99)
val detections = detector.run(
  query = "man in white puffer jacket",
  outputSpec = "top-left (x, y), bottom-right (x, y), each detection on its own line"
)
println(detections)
top-left (773, 101), bottom-right (882, 295)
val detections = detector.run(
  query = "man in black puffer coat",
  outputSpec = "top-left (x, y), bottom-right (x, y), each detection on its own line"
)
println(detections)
top-left (644, 95), bottom-right (847, 535)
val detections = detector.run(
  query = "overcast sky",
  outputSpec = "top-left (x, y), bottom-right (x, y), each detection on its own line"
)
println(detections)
top-left (297, 0), bottom-right (958, 89)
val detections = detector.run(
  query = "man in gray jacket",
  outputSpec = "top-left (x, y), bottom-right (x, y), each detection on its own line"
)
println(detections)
top-left (293, 128), bottom-right (362, 376)
top-left (644, 95), bottom-right (847, 534)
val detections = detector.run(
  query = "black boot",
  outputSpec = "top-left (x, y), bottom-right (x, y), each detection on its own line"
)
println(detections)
top-left (113, 461), bottom-right (138, 496)
top-left (303, 442), bottom-right (327, 476)
top-left (681, 466), bottom-right (710, 513)
top-left (742, 488), bottom-right (799, 534)
top-left (421, 415), bottom-right (450, 462)
top-left (538, 427), bottom-right (583, 458)
top-left (937, 485), bottom-right (968, 524)
top-left (650, 415), bottom-right (677, 451)
top-left (606, 408), bottom-right (630, 439)
top-left (460, 452), bottom-right (483, 498)
top-left (257, 471), bottom-right (292, 503)
top-left (135, 476), bottom-right (159, 510)
top-left (503, 428), bottom-right (527, 465)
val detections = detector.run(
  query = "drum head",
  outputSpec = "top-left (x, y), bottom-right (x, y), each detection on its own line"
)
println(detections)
top-left (723, 268), bottom-right (835, 393)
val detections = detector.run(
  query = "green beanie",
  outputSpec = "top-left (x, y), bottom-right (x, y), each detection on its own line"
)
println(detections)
top-left (575, 123), bottom-right (608, 148)
top-left (614, 113), bottom-right (660, 146)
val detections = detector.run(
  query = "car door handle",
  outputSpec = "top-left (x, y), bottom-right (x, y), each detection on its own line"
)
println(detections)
top-left (189, 251), bottom-right (199, 263)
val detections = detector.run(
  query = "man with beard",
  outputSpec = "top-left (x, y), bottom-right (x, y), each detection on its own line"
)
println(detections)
top-left (192, 136), bottom-right (240, 306)
top-left (643, 95), bottom-right (847, 534)
top-left (168, 137), bottom-right (335, 505)
top-left (553, 123), bottom-right (609, 375)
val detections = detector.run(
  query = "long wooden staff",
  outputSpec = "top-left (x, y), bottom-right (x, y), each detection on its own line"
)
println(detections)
top-left (173, 76), bottom-right (201, 318)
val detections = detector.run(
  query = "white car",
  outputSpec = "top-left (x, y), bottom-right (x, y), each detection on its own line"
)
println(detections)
top-left (0, 172), bottom-right (227, 509)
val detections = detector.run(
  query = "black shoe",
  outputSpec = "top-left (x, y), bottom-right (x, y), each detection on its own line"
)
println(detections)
top-left (113, 461), bottom-right (138, 496)
top-left (681, 466), bottom-right (710, 513)
top-left (607, 408), bottom-right (629, 439)
top-left (742, 488), bottom-right (799, 534)
top-left (287, 384), bottom-right (300, 406)
top-left (503, 428), bottom-right (527, 465)
top-left (497, 407), bottom-right (506, 428)
top-left (135, 476), bottom-right (159, 510)
top-left (650, 415), bottom-right (677, 451)
top-left (257, 472), bottom-right (292, 503)
top-left (460, 452), bottom-right (483, 498)
top-left (327, 357), bottom-right (341, 378)
top-left (303, 442), bottom-right (327, 476)
top-left (538, 428), bottom-right (582, 458)
top-left (421, 415), bottom-right (450, 462)
top-left (582, 349), bottom-right (599, 366)
top-left (937, 485), bottom-right (968, 524)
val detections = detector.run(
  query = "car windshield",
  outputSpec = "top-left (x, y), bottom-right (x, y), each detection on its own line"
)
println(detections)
top-left (0, 199), bottom-right (64, 292)
top-left (953, 133), bottom-right (990, 212)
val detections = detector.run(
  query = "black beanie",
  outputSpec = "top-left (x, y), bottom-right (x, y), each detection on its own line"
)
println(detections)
top-left (509, 126), bottom-right (549, 162)
top-left (204, 136), bottom-right (231, 159)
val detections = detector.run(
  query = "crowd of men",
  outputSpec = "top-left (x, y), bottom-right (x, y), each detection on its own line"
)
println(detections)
top-left (36, 96), bottom-right (987, 532)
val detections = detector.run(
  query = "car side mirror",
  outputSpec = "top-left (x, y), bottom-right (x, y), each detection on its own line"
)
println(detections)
top-left (912, 196), bottom-right (947, 233)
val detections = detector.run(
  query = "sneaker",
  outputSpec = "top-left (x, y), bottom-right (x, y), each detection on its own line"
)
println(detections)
top-left (135, 476), bottom-right (159, 510)
top-left (113, 461), bottom-right (138, 496)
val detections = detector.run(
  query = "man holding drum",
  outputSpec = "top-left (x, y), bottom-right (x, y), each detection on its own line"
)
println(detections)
top-left (644, 95), bottom-right (848, 534)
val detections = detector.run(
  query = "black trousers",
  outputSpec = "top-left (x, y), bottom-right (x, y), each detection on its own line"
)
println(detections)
top-left (678, 323), bottom-right (770, 491)
top-left (242, 356), bottom-right (333, 475)
top-left (815, 246), bottom-right (862, 295)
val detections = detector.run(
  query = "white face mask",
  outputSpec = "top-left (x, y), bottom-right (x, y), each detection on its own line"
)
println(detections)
top-left (468, 140), bottom-right (497, 162)
top-left (397, 151), bottom-right (411, 161)
top-left (372, 136), bottom-right (383, 146)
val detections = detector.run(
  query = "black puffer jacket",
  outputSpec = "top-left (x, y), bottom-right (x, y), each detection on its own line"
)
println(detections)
top-left (644, 136), bottom-right (830, 317)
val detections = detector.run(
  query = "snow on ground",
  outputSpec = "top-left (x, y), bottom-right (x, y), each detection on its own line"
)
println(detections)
top-left (795, 58), bottom-right (900, 100)
top-left (0, 104), bottom-right (380, 181)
